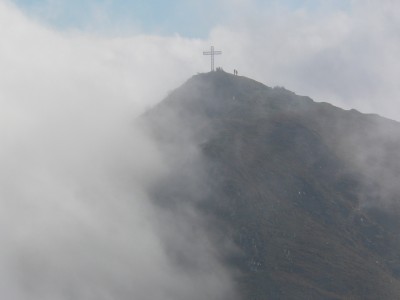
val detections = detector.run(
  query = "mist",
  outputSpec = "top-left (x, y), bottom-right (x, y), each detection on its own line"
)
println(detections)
top-left (0, 1), bottom-right (237, 299)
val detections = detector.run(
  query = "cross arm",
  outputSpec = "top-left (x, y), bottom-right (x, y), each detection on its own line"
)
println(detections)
top-left (203, 51), bottom-right (222, 55)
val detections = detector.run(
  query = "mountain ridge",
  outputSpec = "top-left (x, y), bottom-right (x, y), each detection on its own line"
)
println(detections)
top-left (141, 70), bottom-right (400, 299)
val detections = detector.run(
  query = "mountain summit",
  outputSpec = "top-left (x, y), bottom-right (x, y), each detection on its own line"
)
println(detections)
top-left (143, 70), bottom-right (400, 299)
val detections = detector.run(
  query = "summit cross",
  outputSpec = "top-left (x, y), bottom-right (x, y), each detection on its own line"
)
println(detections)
top-left (203, 46), bottom-right (222, 71)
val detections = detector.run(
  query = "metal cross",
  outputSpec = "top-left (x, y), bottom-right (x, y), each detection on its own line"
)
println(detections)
top-left (203, 46), bottom-right (222, 71)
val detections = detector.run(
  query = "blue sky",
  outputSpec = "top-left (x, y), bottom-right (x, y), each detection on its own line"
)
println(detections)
top-left (12, 0), bottom-right (225, 37)
top-left (11, 0), bottom-right (351, 37)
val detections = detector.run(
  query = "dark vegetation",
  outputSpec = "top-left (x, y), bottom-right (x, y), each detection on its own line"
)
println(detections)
top-left (142, 70), bottom-right (400, 299)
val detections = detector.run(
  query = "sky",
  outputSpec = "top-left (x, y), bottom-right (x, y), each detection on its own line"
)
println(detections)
top-left (1, 0), bottom-right (400, 299)
top-left (12, 0), bottom-right (351, 37)
top-left (10, 0), bottom-right (349, 38)
top-left (5, 0), bottom-right (400, 120)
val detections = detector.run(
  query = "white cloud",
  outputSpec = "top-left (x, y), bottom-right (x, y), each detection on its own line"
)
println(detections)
top-left (210, 0), bottom-right (400, 120)
top-left (0, 1), bottom-right (235, 299)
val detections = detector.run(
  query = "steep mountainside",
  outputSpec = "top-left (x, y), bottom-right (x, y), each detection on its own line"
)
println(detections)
top-left (142, 70), bottom-right (400, 299)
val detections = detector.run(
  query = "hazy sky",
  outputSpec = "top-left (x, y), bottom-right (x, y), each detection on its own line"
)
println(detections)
top-left (11, 0), bottom-right (351, 37)
top-left (5, 0), bottom-right (400, 121)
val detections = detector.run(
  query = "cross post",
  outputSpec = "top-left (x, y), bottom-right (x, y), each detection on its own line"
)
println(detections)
top-left (203, 46), bottom-right (222, 71)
